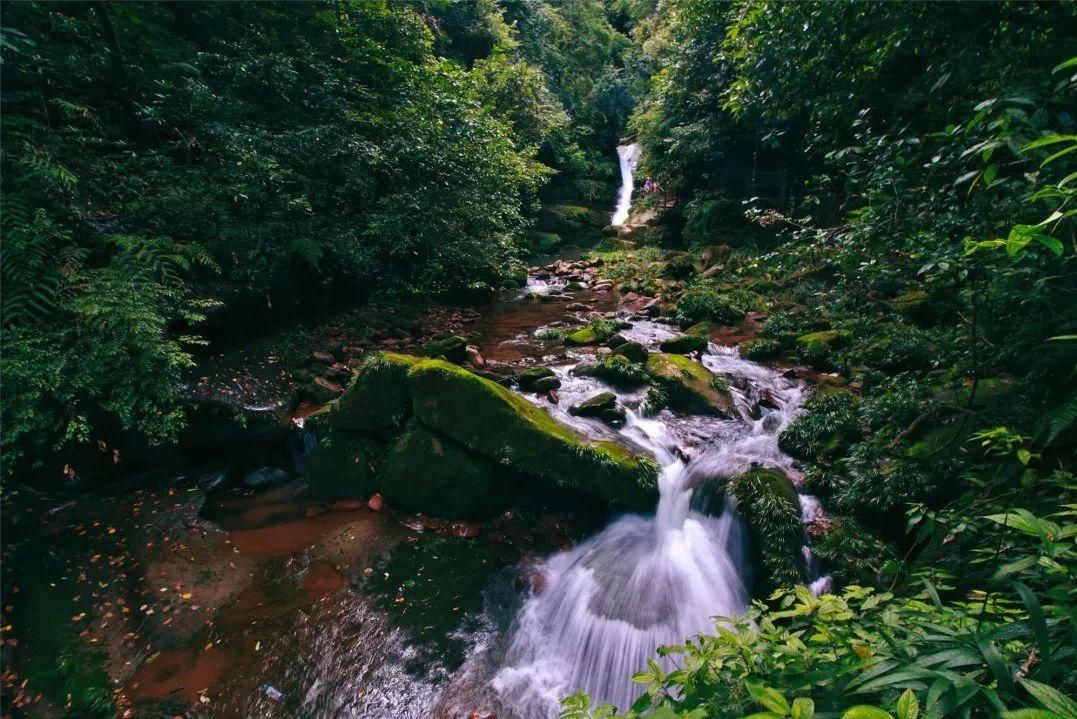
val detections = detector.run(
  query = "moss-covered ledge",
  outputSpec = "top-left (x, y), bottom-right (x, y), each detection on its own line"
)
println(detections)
top-left (406, 359), bottom-right (660, 509)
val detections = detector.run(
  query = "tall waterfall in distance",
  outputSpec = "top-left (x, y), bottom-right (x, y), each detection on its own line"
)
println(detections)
top-left (611, 143), bottom-right (641, 226)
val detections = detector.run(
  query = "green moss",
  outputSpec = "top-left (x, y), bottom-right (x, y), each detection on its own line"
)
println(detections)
top-left (422, 334), bottom-right (468, 363)
top-left (568, 391), bottom-right (626, 425)
top-left (645, 353), bottom-right (734, 417)
top-left (380, 424), bottom-right (516, 520)
top-left (612, 341), bottom-right (649, 363)
top-left (888, 289), bottom-right (931, 320)
top-left (517, 366), bottom-right (555, 389)
top-left (742, 337), bottom-right (782, 360)
top-left (305, 433), bottom-right (384, 499)
top-left (796, 329), bottom-right (851, 364)
top-left (332, 352), bottom-right (422, 433)
top-left (659, 333), bottom-right (708, 354)
top-left (586, 354), bottom-right (649, 388)
top-left (407, 359), bottom-right (659, 508)
top-left (565, 327), bottom-right (600, 345)
top-left (526, 231), bottom-right (563, 254)
top-left (729, 468), bottom-right (803, 591)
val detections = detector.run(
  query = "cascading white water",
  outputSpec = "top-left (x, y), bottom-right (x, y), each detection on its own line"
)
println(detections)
top-left (492, 322), bottom-right (826, 716)
top-left (611, 143), bottom-right (641, 226)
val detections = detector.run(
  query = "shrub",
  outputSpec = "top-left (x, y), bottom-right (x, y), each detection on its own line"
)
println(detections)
top-left (778, 391), bottom-right (862, 461)
top-left (588, 354), bottom-right (650, 388)
top-left (742, 337), bottom-right (783, 360)
top-left (674, 288), bottom-right (743, 327)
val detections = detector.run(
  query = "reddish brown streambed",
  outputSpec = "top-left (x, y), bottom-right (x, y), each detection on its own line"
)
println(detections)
top-left (0, 267), bottom-right (624, 719)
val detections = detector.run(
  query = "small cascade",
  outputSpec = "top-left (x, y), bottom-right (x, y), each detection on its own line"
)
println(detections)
top-left (492, 322), bottom-right (830, 716)
top-left (611, 143), bottom-right (641, 226)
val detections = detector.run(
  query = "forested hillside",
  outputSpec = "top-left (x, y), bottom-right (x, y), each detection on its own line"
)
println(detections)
top-left (0, 0), bottom-right (638, 478)
top-left (562, 2), bottom-right (1076, 718)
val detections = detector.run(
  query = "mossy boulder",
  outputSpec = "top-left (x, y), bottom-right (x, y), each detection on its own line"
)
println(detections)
top-left (517, 366), bottom-right (556, 390)
top-left (569, 392), bottom-right (626, 426)
top-left (406, 359), bottom-right (659, 508)
top-left (888, 289), bottom-right (934, 322)
top-left (380, 424), bottom-right (517, 520)
top-left (613, 341), bottom-right (649, 364)
top-left (741, 338), bottom-right (783, 361)
top-left (305, 434), bottom-right (384, 499)
top-left (645, 353), bottom-right (735, 417)
top-left (332, 352), bottom-right (421, 433)
top-left (582, 354), bottom-right (649, 388)
top-left (796, 330), bottom-right (851, 363)
top-left (729, 468), bottom-right (804, 591)
top-left (659, 333), bottom-right (708, 354)
top-left (422, 335), bottom-right (468, 363)
top-left (565, 327), bottom-right (601, 345)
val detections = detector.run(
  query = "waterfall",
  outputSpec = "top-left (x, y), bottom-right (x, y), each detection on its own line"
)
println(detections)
top-left (491, 323), bottom-right (826, 716)
top-left (611, 143), bottom-right (641, 226)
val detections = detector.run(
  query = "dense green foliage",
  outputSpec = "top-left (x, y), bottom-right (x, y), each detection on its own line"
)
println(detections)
top-left (569, 1), bottom-right (1075, 717)
top-left (0, 0), bottom-right (639, 477)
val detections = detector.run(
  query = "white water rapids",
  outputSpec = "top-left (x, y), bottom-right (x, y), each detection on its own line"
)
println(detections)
top-left (610, 143), bottom-right (641, 226)
top-left (490, 321), bottom-right (826, 715)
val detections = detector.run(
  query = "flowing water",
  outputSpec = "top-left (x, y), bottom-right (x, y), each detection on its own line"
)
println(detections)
top-left (611, 143), bottom-right (641, 226)
top-left (488, 322), bottom-right (820, 716)
top-left (2, 145), bottom-right (830, 718)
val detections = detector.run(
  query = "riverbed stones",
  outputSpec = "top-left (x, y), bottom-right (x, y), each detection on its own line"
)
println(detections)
top-left (645, 353), bottom-right (734, 417)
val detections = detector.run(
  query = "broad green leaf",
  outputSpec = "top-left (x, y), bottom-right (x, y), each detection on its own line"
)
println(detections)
top-left (897, 690), bottom-right (920, 719)
top-left (748, 684), bottom-right (791, 715)
top-left (842, 706), bottom-right (894, 719)
top-left (1019, 680), bottom-right (1077, 719)
top-left (1004, 710), bottom-right (1064, 719)
top-left (792, 698), bottom-right (815, 719)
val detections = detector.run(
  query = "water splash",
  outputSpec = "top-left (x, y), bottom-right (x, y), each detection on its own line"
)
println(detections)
top-left (611, 143), bottom-right (641, 226)
top-left (492, 323), bottom-right (826, 715)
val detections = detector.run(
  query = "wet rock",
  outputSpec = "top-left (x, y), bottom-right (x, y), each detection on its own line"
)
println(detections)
top-left (312, 350), bottom-right (336, 364)
top-left (531, 376), bottom-right (562, 392)
top-left (451, 522), bottom-right (481, 539)
top-left (329, 499), bottom-right (364, 512)
top-left (407, 359), bottom-right (659, 508)
top-left (517, 366), bottom-right (555, 389)
top-left (380, 424), bottom-right (516, 520)
top-left (422, 334), bottom-right (468, 363)
top-left (565, 327), bottom-right (602, 345)
top-left (367, 493), bottom-right (384, 511)
top-left (243, 466), bottom-right (291, 489)
top-left (646, 353), bottom-right (735, 417)
top-left (659, 333), bottom-right (708, 354)
top-left (564, 281), bottom-right (589, 291)
top-left (701, 244), bottom-right (732, 268)
top-left (184, 398), bottom-right (293, 448)
top-left (565, 302), bottom-right (591, 311)
top-left (604, 333), bottom-right (628, 348)
top-left (547, 390), bottom-right (560, 404)
top-left (612, 341), bottom-right (648, 364)
top-left (465, 345), bottom-right (486, 369)
top-left (569, 392), bottom-right (626, 427)
top-left (306, 435), bottom-right (384, 499)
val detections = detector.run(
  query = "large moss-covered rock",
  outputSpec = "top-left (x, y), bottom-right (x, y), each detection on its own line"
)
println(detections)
top-left (333, 352), bottom-right (422, 433)
top-left (406, 359), bottom-right (659, 508)
top-left (729, 468), bottom-right (804, 592)
top-left (565, 327), bottom-right (601, 346)
top-left (305, 434), bottom-right (384, 499)
top-left (645, 353), bottom-right (734, 417)
top-left (380, 424), bottom-right (516, 520)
